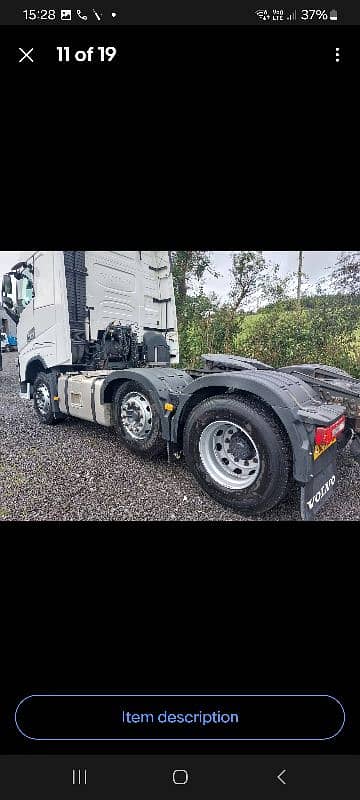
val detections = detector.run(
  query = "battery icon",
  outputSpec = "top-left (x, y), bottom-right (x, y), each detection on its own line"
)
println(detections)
top-left (329, 9), bottom-right (338, 20)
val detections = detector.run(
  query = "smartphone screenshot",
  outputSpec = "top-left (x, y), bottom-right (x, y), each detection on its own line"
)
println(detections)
top-left (0, 3), bottom-right (358, 800)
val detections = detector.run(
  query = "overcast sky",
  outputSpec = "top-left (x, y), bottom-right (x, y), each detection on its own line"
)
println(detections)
top-left (208, 251), bottom-right (340, 301)
top-left (0, 250), bottom-right (340, 303)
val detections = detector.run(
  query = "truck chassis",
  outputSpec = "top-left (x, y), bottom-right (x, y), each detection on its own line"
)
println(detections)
top-left (27, 354), bottom-right (360, 521)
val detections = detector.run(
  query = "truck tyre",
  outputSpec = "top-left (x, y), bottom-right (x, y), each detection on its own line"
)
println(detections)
top-left (183, 395), bottom-right (292, 515)
top-left (113, 381), bottom-right (166, 458)
top-left (33, 373), bottom-right (59, 425)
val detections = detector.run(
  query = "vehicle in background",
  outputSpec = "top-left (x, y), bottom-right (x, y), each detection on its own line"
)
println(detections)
top-left (6, 334), bottom-right (17, 351)
top-left (1, 331), bottom-right (9, 352)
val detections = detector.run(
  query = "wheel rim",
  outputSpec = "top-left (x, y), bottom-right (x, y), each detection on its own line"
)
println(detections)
top-left (35, 383), bottom-right (51, 416)
top-left (199, 420), bottom-right (261, 490)
top-left (120, 391), bottom-right (153, 440)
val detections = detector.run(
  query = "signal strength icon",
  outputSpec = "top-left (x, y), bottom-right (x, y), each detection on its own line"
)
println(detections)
top-left (255, 9), bottom-right (271, 21)
top-left (286, 10), bottom-right (297, 21)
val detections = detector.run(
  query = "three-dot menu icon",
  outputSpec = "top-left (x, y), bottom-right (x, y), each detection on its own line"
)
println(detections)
top-left (335, 47), bottom-right (340, 62)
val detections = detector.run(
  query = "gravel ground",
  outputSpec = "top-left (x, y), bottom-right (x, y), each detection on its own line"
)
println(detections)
top-left (0, 352), bottom-right (359, 521)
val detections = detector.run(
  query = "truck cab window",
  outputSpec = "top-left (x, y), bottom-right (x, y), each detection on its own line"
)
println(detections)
top-left (16, 272), bottom-right (33, 312)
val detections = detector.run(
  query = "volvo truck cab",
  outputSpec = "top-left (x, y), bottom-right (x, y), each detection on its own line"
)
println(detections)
top-left (1, 251), bottom-right (179, 396)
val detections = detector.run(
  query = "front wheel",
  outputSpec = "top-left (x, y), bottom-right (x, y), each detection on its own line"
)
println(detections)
top-left (33, 373), bottom-right (58, 424)
top-left (113, 381), bottom-right (166, 458)
top-left (183, 395), bottom-right (292, 515)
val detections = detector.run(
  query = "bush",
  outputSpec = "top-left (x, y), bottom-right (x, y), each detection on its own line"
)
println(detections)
top-left (234, 297), bottom-right (360, 376)
top-left (178, 296), bottom-right (241, 368)
top-left (177, 292), bottom-right (360, 376)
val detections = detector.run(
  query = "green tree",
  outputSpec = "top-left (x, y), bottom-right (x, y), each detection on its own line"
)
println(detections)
top-left (176, 290), bottom-right (219, 368)
top-left (171, 251), bottom-right (216, 307)
top-left (330, 251), bottom-right (360, 294)
top-left (171, 251), bottom-right (221, 367)
top-left (258, 263), bottom-right (291, 306)
top-left (230, 251), bottom-right (267, 310)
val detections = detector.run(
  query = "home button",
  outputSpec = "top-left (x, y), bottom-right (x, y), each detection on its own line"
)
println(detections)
top-left (172, 770), bottom-right (189, 785)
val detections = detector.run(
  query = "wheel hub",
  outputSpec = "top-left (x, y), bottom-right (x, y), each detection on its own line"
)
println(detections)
top-left (35, 383), bottom-right (50, 416)
top-left (120, 391), bottom-right (153, 440)
top-left (226, 430), bottom-right (254, 461)
top-left (199, 420), bottom-right (261, 490)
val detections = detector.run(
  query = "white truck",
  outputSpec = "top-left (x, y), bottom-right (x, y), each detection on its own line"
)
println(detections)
top-left (2, 250), bottom-right (360, 520)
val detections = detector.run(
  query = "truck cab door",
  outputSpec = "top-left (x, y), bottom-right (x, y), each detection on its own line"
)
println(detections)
top-left (17, 252), bottom-right (57, 366)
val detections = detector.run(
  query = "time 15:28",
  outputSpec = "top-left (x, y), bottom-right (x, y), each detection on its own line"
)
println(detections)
top-left (23, 9), bottom-right (56, 19)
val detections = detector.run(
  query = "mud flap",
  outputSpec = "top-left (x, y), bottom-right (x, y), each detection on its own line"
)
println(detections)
top-left (349, 433), bottom-right (360, 465)
top-left (300, 457), bottom-right (338, 521)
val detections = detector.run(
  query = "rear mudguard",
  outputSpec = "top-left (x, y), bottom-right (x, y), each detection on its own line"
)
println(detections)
top-left (280, 363), bottom-right (356, 380)
top-left (170, 370), bottom-right (346, 484)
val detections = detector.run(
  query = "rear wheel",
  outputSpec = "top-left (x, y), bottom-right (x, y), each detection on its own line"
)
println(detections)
top-left (113, 381), bottom-right (166, 458)
top-left (183, 395), bottom-right (292, 515)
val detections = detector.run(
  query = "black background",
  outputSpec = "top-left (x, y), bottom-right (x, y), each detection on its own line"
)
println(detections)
top-left (1, 538), bottom-right (357, 755)
top-left (1, 23), bottom-right (356, 251)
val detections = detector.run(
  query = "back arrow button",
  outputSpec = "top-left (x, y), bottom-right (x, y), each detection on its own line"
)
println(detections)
top-left (277, 769), bottom-right (287, 785)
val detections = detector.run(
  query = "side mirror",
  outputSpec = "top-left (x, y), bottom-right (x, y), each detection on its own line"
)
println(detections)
top-left (2, 274), bottom-right (12, 296)
top-left (1, 273), bottom-right (18, 324)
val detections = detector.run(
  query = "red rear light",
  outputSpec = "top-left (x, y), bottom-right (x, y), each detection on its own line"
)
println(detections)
top-left (314, 415), bottom-right (346, 446)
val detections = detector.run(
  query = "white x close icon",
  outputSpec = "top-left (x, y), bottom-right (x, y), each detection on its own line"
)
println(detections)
top-left (18, 48), bottom-right (34, 63)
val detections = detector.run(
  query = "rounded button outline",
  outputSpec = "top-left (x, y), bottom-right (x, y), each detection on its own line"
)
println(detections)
top-left (14, 693), bottom-right (346, 741)
top-left (172, 770), bottom-right (189, 785)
